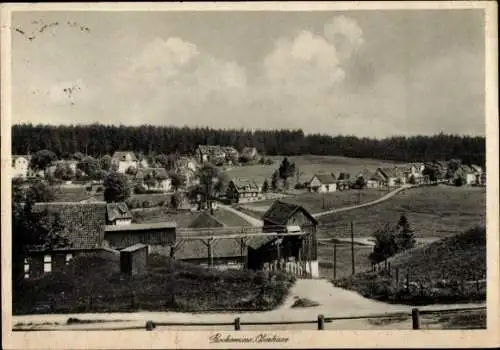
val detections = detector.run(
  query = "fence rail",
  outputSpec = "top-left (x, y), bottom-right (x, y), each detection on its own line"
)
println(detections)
top-left (13, 306), bottom-right (486, 332)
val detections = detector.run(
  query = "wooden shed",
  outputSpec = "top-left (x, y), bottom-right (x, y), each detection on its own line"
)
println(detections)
top-left (120, 243), bottom-right (149, 276)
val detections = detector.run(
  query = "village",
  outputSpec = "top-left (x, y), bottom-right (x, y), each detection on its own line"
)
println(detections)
top-left (12, 143), bottom-right (486, 281)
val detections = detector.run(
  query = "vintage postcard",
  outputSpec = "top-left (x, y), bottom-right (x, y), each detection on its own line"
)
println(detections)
top-left (1, 1), bottom-right (499, 349)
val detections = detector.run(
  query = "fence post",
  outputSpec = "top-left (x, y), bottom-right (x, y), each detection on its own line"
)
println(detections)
top-left (317, 314), bottom-right (325, 330)
top-left (146, 321), bottom-right (156, 331)
top-left (234, 317), bottom-right (241, 331)
top-left (411, 308), bottom-right (420, 330)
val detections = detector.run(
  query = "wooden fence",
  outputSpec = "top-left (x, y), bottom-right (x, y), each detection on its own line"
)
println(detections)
top-left (13, 306), bottom-right (486, 332)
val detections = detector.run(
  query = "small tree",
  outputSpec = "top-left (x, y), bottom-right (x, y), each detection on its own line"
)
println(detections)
top-left (354, 176), bottom-right (367, 189)
top-left (169, 172), bottom-right (186, 191)
top-left (454, 175), bottom-right (465, 187)
top-left (408, 174), bottom-right (416, 185)
top-left (271, 170), bottom-right (279, 191)
top-left (100, 155), bottom-right (113, 172)
top-left (369, 225), bottom-right (399, 264)
top-left (144, 173), bottom-right (157, 189)
top-left (103, 172), bottom-right (130, 203)
top-left (395, 214), bottom-right (416, 251)
top-left (53, 163), bottom-right (75, 181)
top-left (278, 157), bottom-right (295, 188)
top-left (77, 156), bottom-right (100, 179)
top-left (30, 149), bottom-right (57, 172)
top-left (170, 192), bottom-right (182, 209)
top-left (125, 166), bottom-right (138, 176)
top-left (262, 179), bottom-right (269, 193)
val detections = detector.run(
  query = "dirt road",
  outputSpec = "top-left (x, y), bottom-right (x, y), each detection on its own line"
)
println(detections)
top-left (13, 279), bottom-right (484, 331)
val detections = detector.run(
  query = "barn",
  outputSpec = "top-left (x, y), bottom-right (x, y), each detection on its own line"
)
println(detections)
top-left (257, 200), bottom-right (319, 278)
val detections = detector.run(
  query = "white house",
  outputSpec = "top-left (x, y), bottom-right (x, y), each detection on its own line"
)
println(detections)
top-left (112, 151), bottom-right (138, 173)
top-left (375, 167), bottom-right (406, 187)
top-left (11, 155), bottom-right (31, 179)
top-left (309, 173), bottom-right (337, 193)
top-left (136, 168), bottom-right (172, 192)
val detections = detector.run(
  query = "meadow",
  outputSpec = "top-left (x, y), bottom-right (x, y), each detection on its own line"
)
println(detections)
top-left (316, 185), bottom-right (486, 239)
top-left (225, 155), bottom-right (402, 185)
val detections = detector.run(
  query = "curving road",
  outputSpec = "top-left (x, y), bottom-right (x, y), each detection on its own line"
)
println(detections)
top-left (13, 279), bottom-right (485, 331)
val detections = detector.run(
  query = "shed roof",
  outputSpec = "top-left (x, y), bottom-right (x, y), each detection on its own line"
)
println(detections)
top-left (121, 243), bottom-right (148, 252)
top-left (104, 222), bottom-right (176, 232)
top-left (312, 173), bottom-right (336, 184)
top-left (112, 151), bottom-right (137, 161)
top-left (262, 200), bottom-right (318, 227)
top-left (106, 202), bottom-right (132, 222)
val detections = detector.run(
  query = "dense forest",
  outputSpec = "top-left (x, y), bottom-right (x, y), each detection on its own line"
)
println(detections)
top-left (12, 124), bottom-right (486, 166)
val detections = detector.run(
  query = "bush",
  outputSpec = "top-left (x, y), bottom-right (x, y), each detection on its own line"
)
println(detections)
top-left (142, 200), bottom-right (153, 208)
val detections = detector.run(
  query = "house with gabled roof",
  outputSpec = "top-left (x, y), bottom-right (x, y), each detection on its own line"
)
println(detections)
top-left (309, 173), bottom-right (337, 192)
top-left (375, 167), bottom-right (407, 187)
top-left (25, 202), bottom-right (110, 279)
top-left (112, 151), bottom-right (138, 173)
top-left (260, 200), bottom-right (319, 277)
top-left (135, 167), bottom-right (172, 192)
top-left (450, 164), bottom-right (477, 185)
top-left (196, 145), bottom-right (226, 165)
top-left (241, 147), bottom-right (259, 162)
top-left (355, 169), bottom-right (384, 189)
top-left (226, 178), bottom-right (262, 203)
top-left (106, 203), bottom-right (132, 225)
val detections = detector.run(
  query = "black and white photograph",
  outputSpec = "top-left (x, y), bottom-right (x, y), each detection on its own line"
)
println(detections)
top-left (1, 2), bottom-right (498, 349)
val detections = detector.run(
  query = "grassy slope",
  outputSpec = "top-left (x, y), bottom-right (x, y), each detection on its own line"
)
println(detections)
top-left (14, 254), bottom-right (295, 315)
top-left (225, 155), bottom-right (402, 185)
top-left (334, 226), bottom-right (486, 305)
top-left (317, 185), bottom-right (486, 239)
top-left (242, 188), bottom-right (388, 214)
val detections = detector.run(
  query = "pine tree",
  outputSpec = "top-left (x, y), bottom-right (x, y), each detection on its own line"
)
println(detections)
top-left (262, 179), bottom-right (269, 193)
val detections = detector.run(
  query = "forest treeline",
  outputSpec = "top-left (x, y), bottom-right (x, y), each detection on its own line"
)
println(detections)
top-left (12, 124), bottom-right (486, 166)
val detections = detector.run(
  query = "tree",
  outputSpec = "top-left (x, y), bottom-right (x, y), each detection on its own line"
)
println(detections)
top-left (195, 164), bottom-right (227, 211)
top-left (125, 166), bottom-right (138, 176)
top-left (354, 176), bottom-right (367, 189)
top-left (170, 192), bottom-right (182, 209)
top-left (395, 215), bottom-right (416, 250)
top-left (155, 154), bottom-right (170, 169)
top-left (262, 179), bottom-right (269, 193)
top-left (278, 157), bottom-right (296, 188)
top-left (26, 180), bottom-right (55, 203)
top-left (53, 163), bottom-right (75, 181)
top-left (12, 182), bottom-right (68, 292)
top-left (408, 174), bottom-right (416, 185)
top-left (423, 164), bottom-right (439, 182)
top-left (454, 175), bottom-right (465, 187)
top-left (169, 172), bottom-right (186, 191)
top-left (369, 224), bottom-right (399, 264)
top-left (77, 156), bottom-right (100, 179)
top-left (103, 172), bottom-right (130, 202)
top-left (30, 149), bottom-right (57, 172)
top-left (144, 173), bottom-right (157, 189)
top-left (446, 159), bottom-right (462, 179)
top-left (100, 155), bottom-right (113, 172)
top-left (271, 170), bottom-right (279, 191)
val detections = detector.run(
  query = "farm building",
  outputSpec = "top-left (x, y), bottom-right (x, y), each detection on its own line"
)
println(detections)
top-left (106, 203), bottom-right (132, 225)
top-left (309, 173), bottom-right (337, 192)
top-left (222, 146), bottom-right (239, 163)
top-left (375, 167), bottom-right (407, 187)
top-left (226, 178), bottom-right (262, 203)
top-left (112, 151), bottom-right (138, 173)
top-left (120, 243), bottom-right (149, 276)
top-left (24, 202), bottom-right (113, 279)
top-left (449, 165), bottom-right (478, 185)
top-left (260, 200), bottom-right (319, 278)
top-left (104, 222), bottom-right (177, 250)
top-left (355, 169), bottom-right (384, 189)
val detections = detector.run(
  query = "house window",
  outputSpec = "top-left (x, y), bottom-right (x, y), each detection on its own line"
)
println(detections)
top-left (43, 255), bottom-right (52, 273)
top-left (65, 253), bottom-right (73, 264)
top-left (24, 258), bottom-right (30, 279)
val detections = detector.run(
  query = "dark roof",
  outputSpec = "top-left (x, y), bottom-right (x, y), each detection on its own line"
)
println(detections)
top-left (106, 203), bottom-right (132, 222)
top-left (32, 202), bottom-right (107, 250)
top-left (230, 178), bottom-right (260, 192)
top-left (312, 173), bottom-right (336, 184)
top-left (104, 222), bottom-right (176, 232)
top-left (377, 167), bottom-right (399, 179)
top-left (262, 200), bottom-right (318, 226)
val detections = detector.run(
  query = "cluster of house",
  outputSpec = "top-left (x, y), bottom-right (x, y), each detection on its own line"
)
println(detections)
top-left (23, 199), bottom-right (320, 279)
top-left (307, 162), bottom-right (485, 193)
top-left (195, 145), bottom-right (259, 165)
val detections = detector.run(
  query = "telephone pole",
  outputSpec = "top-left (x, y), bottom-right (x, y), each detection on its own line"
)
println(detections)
top-left (351, 221), bottom-right (355, 275)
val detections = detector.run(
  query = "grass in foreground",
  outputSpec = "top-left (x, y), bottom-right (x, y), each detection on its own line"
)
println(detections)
top-left (13, 254), bottom-right (295, 315)
top-left (334, 226), bottom-right (486, 305)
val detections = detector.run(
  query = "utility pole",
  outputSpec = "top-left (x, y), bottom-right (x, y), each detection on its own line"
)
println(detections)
top-left (351, 221), bottom-right (355, 275)
top-left (333, 241), bottom-right (337, 280)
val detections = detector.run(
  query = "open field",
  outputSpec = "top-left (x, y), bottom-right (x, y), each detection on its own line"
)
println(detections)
top-left (52, 186), bottom-right (104, 202)
top-left (317, 185), bottom-right (486, 239)
top-left (225, 155), bottom-right (402, 185)
top-left (13, 254), bottom-right (295, 315)
top-left (334, 226), bottom-right (486, 305)
top-left (318, 242), bottom-right (374, 280)
top-left (241, 188), bottom-right (388, 214)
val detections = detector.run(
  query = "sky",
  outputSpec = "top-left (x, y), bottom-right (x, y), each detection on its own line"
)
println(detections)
top-left (11, 9), bottom-right (485, 138)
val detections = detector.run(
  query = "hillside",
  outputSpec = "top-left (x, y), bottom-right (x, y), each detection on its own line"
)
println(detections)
top-left (13, 254), bottom-right (295, 315)
top-left (335, 226), bottom-right (486, 305)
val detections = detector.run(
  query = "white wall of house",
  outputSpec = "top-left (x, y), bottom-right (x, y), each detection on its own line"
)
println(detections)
top-left (114, 218), bottom-right (132, 225)
top-left (12, 157), bottom-right (29, 178)
top-left (366, 180), bottom-right (379, 188)
top-left (465, 173), bottom-right (476, 185)
top-left (118, 160), bottom-right (137, 173)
